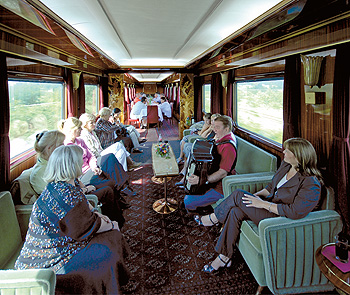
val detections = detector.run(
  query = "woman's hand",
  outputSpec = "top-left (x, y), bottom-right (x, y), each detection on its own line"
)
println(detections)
top-left (242, 194), bottom-right (265, 208)
top-left (93, 167), bottom-right (102, 175)
top-left (85, 185), bottom-right (96, 193)
top-left (188, 174), bottom-right (199, 185)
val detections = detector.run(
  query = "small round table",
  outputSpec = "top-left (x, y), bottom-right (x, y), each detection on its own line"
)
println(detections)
top-left (315, 244), bottom-right (350, 294)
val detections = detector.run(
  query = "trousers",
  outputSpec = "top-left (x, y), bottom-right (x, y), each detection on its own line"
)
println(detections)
top-left (214, 189), bottom-right (276, 257)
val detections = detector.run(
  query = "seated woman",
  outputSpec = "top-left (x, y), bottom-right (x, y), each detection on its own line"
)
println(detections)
top-left (31, 129), bottom-right (126, 226)
top-left (177, 112), bottom-right (212, 164)
top-left (195, 138), bottom-right (323, 273)
top-left (79, 113), bottom-right (140, 172)
top-left (15, 145), bottom-right (130, 294)
top-left (96, 107), bottom-right (142, 153)
top-left (59, 117), bottom-right (131, 221)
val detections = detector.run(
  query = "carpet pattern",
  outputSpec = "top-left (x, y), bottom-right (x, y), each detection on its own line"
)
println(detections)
top-left (120, 164), bottom-right (260, 295)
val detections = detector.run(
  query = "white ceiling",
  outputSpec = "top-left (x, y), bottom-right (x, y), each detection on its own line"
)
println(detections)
top-left (36, 0), bottom-right (286, 81)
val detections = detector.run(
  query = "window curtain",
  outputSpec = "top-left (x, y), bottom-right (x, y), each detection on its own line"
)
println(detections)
top-left (99, 76), bottom-right (109, 109)
top-left (226, 70), bottom-right (234, 118)
top-left (0, 53), bottom-right (10, 191)
top-left (64, 68), bottom-right (74, 117)
top-left (169, 85), bottom-right (173, 101)
top-left (211, 73), bottom-right (223, 114)
top-left (328, 43), bottom-right (350, 235)
top-left (77, 73), bottom-right (85, 117)
top-left (194, 76), bottom-right (204, 121)
top-left (283, 55), bottom-right (301, 141)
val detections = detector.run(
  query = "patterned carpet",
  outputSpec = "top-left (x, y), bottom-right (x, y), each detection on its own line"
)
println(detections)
top-left (120, 164), bottom-right (260, 295)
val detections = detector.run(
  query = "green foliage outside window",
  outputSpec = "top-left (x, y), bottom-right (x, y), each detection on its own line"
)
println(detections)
top-left (236, 79), bottom-right (283, 144)
top-left (203, 84), bottom-right (211, 113)
top-left (9, 80), bottom-right (63, 158)
top-left (85, 84), bottom-right (99, 115)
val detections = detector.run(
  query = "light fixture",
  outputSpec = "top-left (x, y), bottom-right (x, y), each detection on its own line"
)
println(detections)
top-left (300, 55), bottom-right (324, 88)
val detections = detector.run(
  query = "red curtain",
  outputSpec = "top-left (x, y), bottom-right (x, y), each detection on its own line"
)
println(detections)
top-left (0, 53), bottom-right (10, 190)
top-left (283, 55), bottom-right (301, 141)
top-left (77, 73), bottom-right (85, 117)
top-left (64, 69), bottom-right (74, 118)
top-left (328, 43), bottom-right (350, 235)
top-left (99, 76), bottom-right (109, 109)
top-left (226, 70), bottom-right (234, 118)
top-left (194, 76), bottom-right (204, 121)
top-left (211, 73), bottom-right (223, 114)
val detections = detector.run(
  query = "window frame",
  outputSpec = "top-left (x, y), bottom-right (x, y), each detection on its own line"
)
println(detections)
top-left (234, 77), bottom-right (284, 148)
top-left (8, 77), bottom-right (65, 164)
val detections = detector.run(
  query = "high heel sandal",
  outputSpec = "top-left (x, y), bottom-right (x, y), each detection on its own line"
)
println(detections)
top-left (194, 214), bottom-right (218, 226)
top-left (202, 255), bottom-right (231, 273)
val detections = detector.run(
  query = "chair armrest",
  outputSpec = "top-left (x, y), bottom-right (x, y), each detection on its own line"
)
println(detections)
top-left (0, 269), bottom-right (56, 295)
top-left (187, 135), bottom-right (203, 143)
top-left (222, 172), bottom-right (275, 197)
top-left (258, 210), bottom-right (342, 294)
top-left (183, 129), bottom-right (191, 136)
top-left (86, 194), bottom-right (102, 213)
top-left (15, 204), bottom-right (33, 240)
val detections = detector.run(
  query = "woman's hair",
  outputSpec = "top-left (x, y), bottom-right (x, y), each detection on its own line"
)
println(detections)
top-left (112, 108), bottom-right (122, 115)
top-left (203, 113), bottom-right (212, 120)
top-left (99, 107), bottom-right (112, 117)
top-left (44, 145), bottom-right (84, 183)
top-left (34, 130), bottom-right (65, 158)
top-left (283, 138), bottom-right (323, 182)
top-left (57, 117), bottom-right (82, 132)
top-left (79, 113), bottom-right (96, 128)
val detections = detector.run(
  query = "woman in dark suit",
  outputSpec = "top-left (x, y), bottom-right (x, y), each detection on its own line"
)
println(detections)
top-left (195, 138), bottom-right (323, 273)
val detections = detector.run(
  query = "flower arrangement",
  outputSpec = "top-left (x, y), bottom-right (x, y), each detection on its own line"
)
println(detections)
top-left (156, 142), bottom-right (170, 158)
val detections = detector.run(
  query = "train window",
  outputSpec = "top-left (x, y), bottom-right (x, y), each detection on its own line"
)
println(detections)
top-left (236, 79), bottom-right (283, 144)
top-left (85, 84), bottom-right (99, 115)
top-left (8, 80), bottom-right (64, 158)
top-left (202, 84), bottom-right (211, 113)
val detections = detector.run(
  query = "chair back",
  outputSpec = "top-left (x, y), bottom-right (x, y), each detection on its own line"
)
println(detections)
top-left (0, 191), bottom-right (22, 269)
top-left (147, 105), bottom-right (159, 124)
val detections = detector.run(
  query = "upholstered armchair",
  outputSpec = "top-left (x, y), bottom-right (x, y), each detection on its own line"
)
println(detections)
top-left (222, 178), bottom-right (342, 294)
top-left (0, 191), bottom-right (56, 294)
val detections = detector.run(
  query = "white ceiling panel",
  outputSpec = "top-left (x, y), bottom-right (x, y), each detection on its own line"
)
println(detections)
top-left (37, 0), bottom-right (286, 81)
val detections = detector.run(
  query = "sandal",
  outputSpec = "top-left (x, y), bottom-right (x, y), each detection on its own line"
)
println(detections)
top-left (202, 255), bottom-right (231, 273)
top-left (194, 214), bottom-right (218, 226)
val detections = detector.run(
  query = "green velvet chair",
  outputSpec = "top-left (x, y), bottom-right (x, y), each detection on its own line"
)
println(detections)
top-left (213, 136), bottom-right (278, 209)
top-left (222, 178), bottom-right (342, 294)
top-left (0, 191), bottom-right (56, 294)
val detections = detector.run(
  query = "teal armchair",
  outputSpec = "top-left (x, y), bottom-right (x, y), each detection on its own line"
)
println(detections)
top-left (0, 191), bottom-right (56, 294)
top-left (223, 180), bottom-right (342, 294)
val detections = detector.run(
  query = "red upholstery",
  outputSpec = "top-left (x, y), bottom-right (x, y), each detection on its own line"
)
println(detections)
top-left (146, 105), bottom-right (159, 129)
top-left (127, 104), bottom-right (140, 128)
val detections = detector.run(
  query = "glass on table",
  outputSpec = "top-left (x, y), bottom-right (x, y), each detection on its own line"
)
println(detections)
top-left (335, 234), bottom-right (349, 263)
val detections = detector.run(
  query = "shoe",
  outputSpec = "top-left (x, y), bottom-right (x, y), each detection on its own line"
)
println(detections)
top-left (194, 214), bottom-right (218, 226)
top-left (121, 187), bottom-right (137, 197)
top-left (175, 181), bottom-right (184, 186)
top-left (177, 157), bottom-right (184, 164)
top-left (131, 162), bottom-right (141, 168)
top-left (139, 138), bottom-right (147, 143)
top-left (202, 255), bottom-right (232, 273)
top-left (132, 148), bottom-right (143, 153)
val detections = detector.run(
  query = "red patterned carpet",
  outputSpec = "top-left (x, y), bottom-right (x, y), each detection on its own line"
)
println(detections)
top-left (120, 164), bottom-right (260, 295)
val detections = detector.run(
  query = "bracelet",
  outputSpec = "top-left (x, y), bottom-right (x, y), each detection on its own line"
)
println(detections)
top-left (268, 203), bottom-right (272, 212)
top-left (91, 208), bottom-right (98, 213)
top-left (111, 222), bottom-right (114, 230)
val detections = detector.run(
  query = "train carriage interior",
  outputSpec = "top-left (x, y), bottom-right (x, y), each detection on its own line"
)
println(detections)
top-left (0, 0), bottom-right (350, 294)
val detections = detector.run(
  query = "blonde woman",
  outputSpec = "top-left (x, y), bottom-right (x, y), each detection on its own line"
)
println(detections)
top-left (15, 145), bottom-right (130, 293)
top-left (79, 113), bottom-right (140, 172)
top-left (196, 138), bottom-right (323, 273)
top-left (58, 117), bottom-right (131, 218)
top-left (30, 130), bottom-right (66, 195)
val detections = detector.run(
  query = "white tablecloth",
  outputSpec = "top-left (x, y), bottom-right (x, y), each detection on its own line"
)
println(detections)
top-left (139, 105), bottom-right (164, 122)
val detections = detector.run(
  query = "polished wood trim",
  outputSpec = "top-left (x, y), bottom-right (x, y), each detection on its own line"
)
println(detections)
top-left (10, 150), bottom-right (36, 182)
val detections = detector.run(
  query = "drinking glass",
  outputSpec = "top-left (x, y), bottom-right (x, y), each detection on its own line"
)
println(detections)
top-left (335, 234), bottom-right (349, 263)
